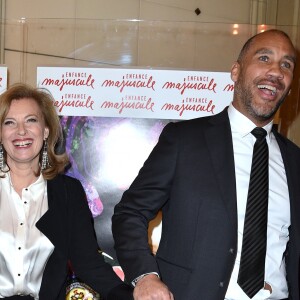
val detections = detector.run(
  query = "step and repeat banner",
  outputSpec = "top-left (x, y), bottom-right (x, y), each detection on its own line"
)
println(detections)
top-left (37, 67), bottom-right (234, 119)
top-left (36, 67), bottom-right (233, 269)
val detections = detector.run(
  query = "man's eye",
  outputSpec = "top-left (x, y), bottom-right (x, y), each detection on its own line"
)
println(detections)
top-left (281, 61), bottom-right (291, 69)
top-left (259, 56), bottom-right (269, 62)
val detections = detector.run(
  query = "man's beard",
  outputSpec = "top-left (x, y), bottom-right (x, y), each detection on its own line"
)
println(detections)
top-left (234, 76), bottom-right (288, 123)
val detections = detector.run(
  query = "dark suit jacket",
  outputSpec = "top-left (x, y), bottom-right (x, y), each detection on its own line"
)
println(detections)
top-left (112, 108), bottom-right (300, 300)
top-left (35, 174), bottom-right (132, 300)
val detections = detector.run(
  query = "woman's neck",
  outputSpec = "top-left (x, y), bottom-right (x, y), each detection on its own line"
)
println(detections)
top-left (9, 166), bottom-right (40, 196)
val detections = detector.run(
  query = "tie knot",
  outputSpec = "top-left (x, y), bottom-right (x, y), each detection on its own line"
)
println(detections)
top-left (251, 127), bottom-right (267, 141)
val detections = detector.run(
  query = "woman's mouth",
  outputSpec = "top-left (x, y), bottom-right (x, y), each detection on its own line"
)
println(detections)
top-left (13, 139), bottom-right (33, 147)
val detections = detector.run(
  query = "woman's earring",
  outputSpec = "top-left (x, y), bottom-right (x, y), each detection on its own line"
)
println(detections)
top-left (41, 139), bottom-right (50, 170)
top-left (0, 144), bottom-right (3, 170)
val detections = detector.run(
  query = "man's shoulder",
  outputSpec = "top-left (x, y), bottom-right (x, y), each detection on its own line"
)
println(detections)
top-left (168, 108), bottom-right (229, 130)
top-left (273, 130), bottom-right (300, 152)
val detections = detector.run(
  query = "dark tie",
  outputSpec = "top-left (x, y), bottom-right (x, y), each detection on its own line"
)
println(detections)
top-left (237, 127), bottom-right (269, 298)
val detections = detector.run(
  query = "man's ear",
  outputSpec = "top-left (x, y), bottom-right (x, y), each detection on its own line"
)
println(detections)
top-left (231, 61), bottom-right (240, 82)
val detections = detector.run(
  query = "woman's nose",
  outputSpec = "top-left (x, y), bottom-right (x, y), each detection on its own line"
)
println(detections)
top-left (17, 124), bottom-right (27, 136)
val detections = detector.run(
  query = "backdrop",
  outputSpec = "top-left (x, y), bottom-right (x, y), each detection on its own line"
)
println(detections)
top-left (37, 66), bottom-right (233, 266)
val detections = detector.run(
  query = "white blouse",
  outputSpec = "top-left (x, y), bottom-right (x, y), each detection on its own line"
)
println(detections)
top-left (0, 172), bottom-right (54, 299)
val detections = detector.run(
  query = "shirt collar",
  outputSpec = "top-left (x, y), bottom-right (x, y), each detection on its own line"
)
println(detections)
top-left (5, 172), bottom-right (46, 201)
top-left (228, 102), bottom-right (273, 139)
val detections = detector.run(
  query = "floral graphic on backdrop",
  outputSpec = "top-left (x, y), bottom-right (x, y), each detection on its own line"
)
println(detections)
top-left (59, 115), bottom-right (169, 261)
top-left (60, 116), bottom-right (168, 218)
top-left (60, 116), bottom-right (103, 217)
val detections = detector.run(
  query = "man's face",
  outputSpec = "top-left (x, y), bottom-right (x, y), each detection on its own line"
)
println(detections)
top-left (231, 31), bottom-right (296, 126)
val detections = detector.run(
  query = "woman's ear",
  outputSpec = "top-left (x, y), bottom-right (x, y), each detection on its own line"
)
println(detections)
top-left (44, 127), bottom-right (49, 140)
top-left (231, 61), bottom-right (240, 83)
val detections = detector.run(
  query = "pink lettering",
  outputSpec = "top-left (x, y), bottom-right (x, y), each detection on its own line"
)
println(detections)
top-left (42, 74), bottom-right (95, 91)
top-left (161, 100), bottom-right (215, 116)
top-left (162, 78), bottom-right (217, 95)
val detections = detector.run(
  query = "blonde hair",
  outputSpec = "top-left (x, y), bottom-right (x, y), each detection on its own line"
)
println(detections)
top-left (0, 83), bottom-right (69, 179)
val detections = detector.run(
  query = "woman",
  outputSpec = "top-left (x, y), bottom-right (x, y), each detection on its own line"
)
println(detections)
top-left (0, 83), bottom-right (132, 300)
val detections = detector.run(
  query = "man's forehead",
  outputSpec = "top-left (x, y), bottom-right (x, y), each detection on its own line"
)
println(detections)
top-left (250, 34), bottom-right (296, 58)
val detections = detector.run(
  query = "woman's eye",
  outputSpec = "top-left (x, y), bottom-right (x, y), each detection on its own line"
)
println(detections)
top-left (3, 120), bottom-right (14, 126)
top-left (27, 118), bottom-right (37, 123)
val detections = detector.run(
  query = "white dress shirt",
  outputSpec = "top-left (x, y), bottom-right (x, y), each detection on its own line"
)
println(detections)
top-left (0, 172), bottom-right (54, 299)
top-left (225, 104), bottom-right (290, 300)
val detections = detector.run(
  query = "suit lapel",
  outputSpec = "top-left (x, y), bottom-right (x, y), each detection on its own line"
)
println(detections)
top-left (204, 109), bottom-right (237, 230)
top-left (274, 131), bottom-right (300, 245)
top-left (36, 176), bottom-right (69, 299)
top-left (36, 178), bottom-right (61, 246)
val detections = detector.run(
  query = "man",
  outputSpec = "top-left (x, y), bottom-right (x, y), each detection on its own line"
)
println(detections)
top-left (112, 29), bottom-right (300, 300)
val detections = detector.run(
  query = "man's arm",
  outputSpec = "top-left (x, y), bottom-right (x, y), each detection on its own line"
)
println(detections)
top-left (112, 122), bottom-right (179, 283)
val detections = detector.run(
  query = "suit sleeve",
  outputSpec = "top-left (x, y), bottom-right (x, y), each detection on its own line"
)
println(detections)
top-left (112, 121), bottom-right (179, 283)
top-left (65, 176), bottom-right (131, 298)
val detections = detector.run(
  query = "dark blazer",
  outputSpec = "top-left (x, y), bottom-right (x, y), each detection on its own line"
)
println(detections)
top-left (112, 108), bottom-right (300, 300)
top-left (35, 174), bottom-right (132, 300)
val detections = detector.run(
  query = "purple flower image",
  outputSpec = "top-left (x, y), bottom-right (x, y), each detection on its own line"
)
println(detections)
top-left (60, 115), bottom-right (170, 258)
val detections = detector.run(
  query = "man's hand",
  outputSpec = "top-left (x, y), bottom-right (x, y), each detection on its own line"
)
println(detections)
top-left (133, 274), bottom-right (174, 299)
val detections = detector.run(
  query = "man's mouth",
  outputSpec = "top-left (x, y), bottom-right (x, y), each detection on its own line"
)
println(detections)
top-left (257, 84), bottom-right (277, 96)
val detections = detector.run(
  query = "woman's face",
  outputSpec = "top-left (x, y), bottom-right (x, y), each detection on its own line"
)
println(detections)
top-left (1, 98), bottom-right (49, 169)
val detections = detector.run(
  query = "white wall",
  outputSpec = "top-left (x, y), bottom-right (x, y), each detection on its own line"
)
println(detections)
top-left (2, 0), bottom-right (253, 85)
top-left (2, 0), bottom-right (300, 145)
